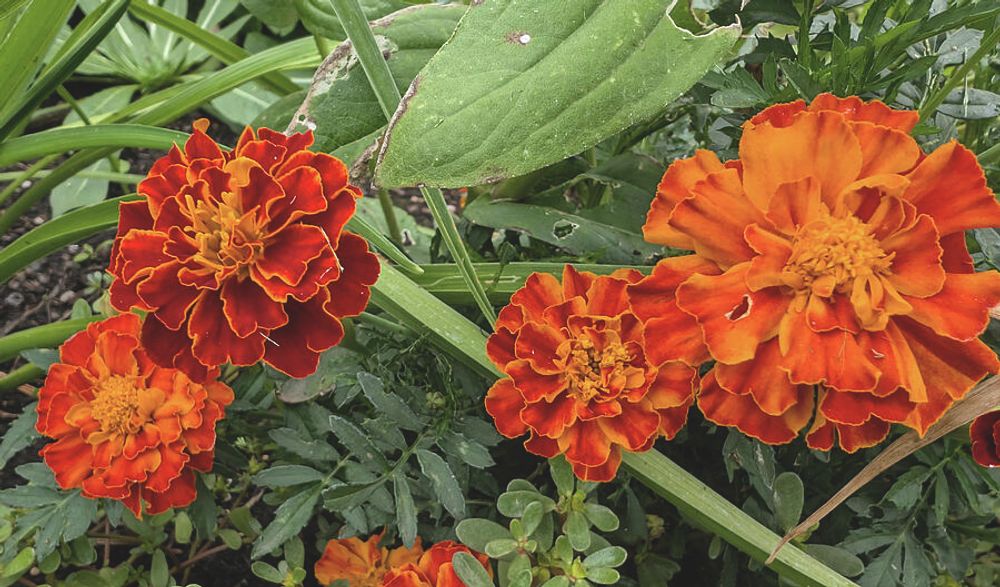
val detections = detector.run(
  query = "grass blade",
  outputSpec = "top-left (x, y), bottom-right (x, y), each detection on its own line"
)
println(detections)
top-left (0, 125), bottom-right (187, 167)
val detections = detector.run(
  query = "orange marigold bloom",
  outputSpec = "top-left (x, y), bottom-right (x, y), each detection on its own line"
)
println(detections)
top-left (35, 313), bottom-right (233, 516)
top-left (109, 120), bottom-right (380, 380)
top-left (381, 541), bottom-right (491, 587)
top-left (485, 265), bottom-right (698, 482)
top-left (314, 532), bottom-right (423, 586)
top-left (637, 93), bottom-right (1000, 452)
top-left (970, 411), bottom-right (1000, 468)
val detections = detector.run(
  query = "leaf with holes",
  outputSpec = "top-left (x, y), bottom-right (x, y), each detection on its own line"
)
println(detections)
top-left (375, 0), bottom-right (739, 187)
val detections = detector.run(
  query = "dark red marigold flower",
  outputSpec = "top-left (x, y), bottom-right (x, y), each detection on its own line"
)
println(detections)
top-left (108, 120), bottom-right (380, 379)
top-left (971, 411), bottom-right (1000, 467)
top-left (35, 313), bottom-right (233, 516)
top-left (485, 266), bottom-right (698, 482)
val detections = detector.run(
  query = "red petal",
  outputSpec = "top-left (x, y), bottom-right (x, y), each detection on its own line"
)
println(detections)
top-left (521, 394), bottom-right (578, 439)
top-left (698, 369), bottom-right (813, 445)
top-left (513, 321), bottom-right (566, 374)
top-left (570, 447), bottom-right (622, 482)
top-left (715, 339), bottom-right (800, 416)
top-left (598, 404), bottom-right (659, 451)
top-left (970, 411), bottom-right (1000, 467)
top-left (220, 277), bottom-right (289, 337)
top-left (188, 293), bottom-right (265, 368)
top-left (484, 379), bottom-right (528, 438)
top-left (136, 262), bottom-right (200, 330)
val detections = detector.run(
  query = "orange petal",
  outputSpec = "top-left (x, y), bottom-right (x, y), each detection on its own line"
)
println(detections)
top-left (523, 432), bottom-right (560, 459)
top-left (627, 255), bottom-right (721, 321)
top-left (881, 214), bottom-right (945, 297)
top-left (669, 168), bottom-right (765, 268)
top-left (511, 272), bottom-right (564, 319)
top-left (863, 322), bottom-right (926, 402)
top-left (220, 278), bottom-right (289, 338)
top-left (677, 263), bottom-right (790, 364)
top-left (764, 176), bottom-right (824, 235)
top-left (778, 309), bottom-right (880, 392)
top-left (850, 121), bottom-right (922, 177)
top-left (597, 404), bottom-right (660, 451)
top-left (585, 275), bottom-right (631, 317)
top-left (570, 447), bottom-right (622, 482)
top-left (485, 379), bottom-right (527, 438)
top-left (506, 359), bottom-right (566, 402)
top-left (264, 293), bottom-right (345, 377)
top-left (513, 321), bottom-right (566, 374)
top-left (903, 141), bottom-right (1000, 236)
top-left (559, 420), bottom-right (612, 467)
top-left (819, 388), bottom-right (915, 427)
top-left (897, 317), bottom-right (999, 435)
top-left (808, 93), bottom-right (919, 132)
top-left (521, 394), bottom-right (578, 439)
top-left (745, 223), bottom-right (794, 292)
top-left (905, 271), bottom-right (1000, 341)
top-left (698, 369), bottom-right (812, 445)
top-left (643, 150), bottom-right (725, 248)
top-left (486, 328), bottom-right (517, 370)
top-left (806, 294), bottom-right (860, 333)
top-left (741, 110), bottom-right (863, 210)
top-left (715, 339), bottom-right (801, 416)
top-left (40, 434), bottom-right (93, 489)
top-left (641, 311), bottom-right (710, 366)
top-left (646, 362), bottom-right (698, 410)
top-left (748, 99), bottom-right (807, 127)
top-left (562, 264), bottom-right (596, 299)
top-left (806, 410), bottom-right (891, 453)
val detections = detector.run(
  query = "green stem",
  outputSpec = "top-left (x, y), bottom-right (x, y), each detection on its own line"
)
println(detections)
top-left (0, 155), bottom-right (58, 207)
top-left (919, 19), bottom-right (1000, 121)
top-left (797, 0), bottom-right (815, 68)
top-left (979, 141), bottom-right (1000, 166)
top-left (0, 364), bottom-right (43, 392)
top-left (377, 187), bottom-right (403, 244)
top-left (313, 34), bottom-right (334, 60)
top-left (356, 311), bottom-right (411, 335)
top-left (0, 317), bottom-right (103, 363)
top-left (327, 0), bottom-right (497, 325)
top-left (0, 169), bottom-right (144, 183)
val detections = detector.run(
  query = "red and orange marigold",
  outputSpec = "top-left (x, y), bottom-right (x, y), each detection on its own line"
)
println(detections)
top-left (485, 265), bottom-right (699, 482)
top-left (970, 411), bottom-right (1000, 468)
top-left (35, 313), bottom-right (233, 516)
top-left (109, 120), bottom-right (380, 380)
top-left (638, 93), bottom-right (1000, 452)
top-left (381, 541), bottom-right (491, 587)
top-left (314, 532), bottom-right (423, 586)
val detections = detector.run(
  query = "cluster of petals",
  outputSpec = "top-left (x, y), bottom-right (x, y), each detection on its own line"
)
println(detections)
top-left (970, 411), bottom-right (1000, 468)
top-left (637, 93), bottom-right (1000, 452)
top-left (35, 313), bottom-right (233, 516)
top-left (315, 533), bottom-right (489, 587)
top-left (485, 265), bottom-right (699, 481)
top-left (109, 120), bottom-right (380, 380)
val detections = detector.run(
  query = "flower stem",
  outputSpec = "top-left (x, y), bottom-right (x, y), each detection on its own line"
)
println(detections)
top-left (327, 0), bottom-right (497, 325)
top-left (377, 187), bottom-right (403, 244)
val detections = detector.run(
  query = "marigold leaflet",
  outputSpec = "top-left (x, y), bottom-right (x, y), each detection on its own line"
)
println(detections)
top-left (35, 313), bottom-right (233, 516)
top-left (486, 265), bottom-right (698, 482)
top-left (637, 93), bottom-right (1000, 451)
top-left (109, 120), bottom-right (380, 380)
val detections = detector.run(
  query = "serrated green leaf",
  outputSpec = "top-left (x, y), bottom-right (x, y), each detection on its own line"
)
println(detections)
top-left (253, 465), bottom-right (326, 488)
top-left (328, 415), bottom-right (388, 469)
top-left (0, 405), bottom-right (38, 470)
top-left (268, 427), bottom-right (340, 463)
top-left (375, 0), bottom-right (739, 187)
top-left (415, 449), bottom-right (465, 520)
top-left (358, 372), bottom-right (424, 430)
top-left (393, 473), bottom-right (418, 548)
top-left (251, 484), bottom-right (322, 559)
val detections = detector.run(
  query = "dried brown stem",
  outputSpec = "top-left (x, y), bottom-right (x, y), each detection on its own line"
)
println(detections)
top-left (766, 376), bottom-right (1000, 564)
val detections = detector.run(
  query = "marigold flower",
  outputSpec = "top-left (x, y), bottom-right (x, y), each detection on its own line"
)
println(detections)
top-left (109, 120), bottom-right (380, 380)
top-left (638, 93), bottom-right (1000, 451)
top-left (486, 265), bottom-right (698, 481)
top-left (35, 313), bottom-right (233, 516)
top-left (381, 541), bottom-right (491, 587)
top-left (970, 411), bottom-right (1000, 468)
top-left (314, 532), bottom-right (423, 586)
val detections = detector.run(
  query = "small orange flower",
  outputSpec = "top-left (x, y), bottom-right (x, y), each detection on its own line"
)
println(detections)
top-left (486, 265), bottom-right (698, 481)
top-left (109, 121), bottom-right (380, 380)
top-left (381, 541), bottom-right (491, 587)
top-left (314, 532), bottom-right (423, 586)
top-left (970, 411), bottom-right (1000, 468)
top-left (638, 94), bottom-right (1000, 451)
top-left (35, 314), bottom-right (233, 516)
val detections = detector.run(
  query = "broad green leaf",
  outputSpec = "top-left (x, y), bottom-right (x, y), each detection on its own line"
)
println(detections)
top-left (451, 551), bottom-right (494, 587)
top-left (564, 510), bottom-right (591, 551)
top-left (583, 546), bottom-right (627, 569)
top-left (415, 449), bottom-right (465, 520)
top-left (241, 0), bottom-right (298, 35)
top-left (251, 483), bottom-right (322, 558)
top-left (149, 550), bottom-right (169, 587)
top-left (0, 195), bottom-right (136, 285)
top-left (375, 0), bottom-right (740, 187)
top-left (456, 518), bottom-right (512, 553)
top-left (294, 0), bottom-right (410, 40)
top-left (288, 4), bottom-right (464, 154)
top-left (50, 159), bottom-right (116, 218)
top-left (773, 472), bottom-right (804, 534)
top-left (393, 473), bottom-right (418, 547)
top-left (462, 198), bottom-right (662, 264)
top-left (250, 562), bottom-right (284, 584)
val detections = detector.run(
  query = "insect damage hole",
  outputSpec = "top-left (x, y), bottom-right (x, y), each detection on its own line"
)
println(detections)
top-left (724, 295), bottom-right (752, 321)
top-left (552, 219), bottom-right (578, 240)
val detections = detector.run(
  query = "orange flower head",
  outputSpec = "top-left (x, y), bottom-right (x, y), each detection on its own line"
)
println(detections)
top-left (637, 93), bottom-right (1000, 451)
top-left (35, 314), bottom-right (233, 516)
top-left (109, 120), bottom-right (380, 380)
top-left (970, 411), bottom-right (1000, 468)
top-left (486, 265), bottom-right (699, 481)
top-left (314, 532), bottom-right (423, 586)
top-left (381, 541), bottom-right (491, 587)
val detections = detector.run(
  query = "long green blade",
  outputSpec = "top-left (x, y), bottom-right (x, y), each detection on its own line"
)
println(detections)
top-left (0, 196), bottom-right (135, 285)
top-left (0, 0), bottom-right (74, 119)
top-left (0, 124), bottom-right (187, 166)
top-left (0, 317), bottom-right (103, 363)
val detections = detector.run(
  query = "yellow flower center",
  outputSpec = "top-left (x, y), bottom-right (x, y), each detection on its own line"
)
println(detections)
top-left (91, 376), bottom-right (143, 435)
top-left (783, 214), bottom-right (893, 295)
top-left (185, 191), bottom-right (263, 278)
top-left (564, 336), bottom-right (638, 403)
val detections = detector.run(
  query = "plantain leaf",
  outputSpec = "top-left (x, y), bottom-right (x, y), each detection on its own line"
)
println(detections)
top-left (375, 0), bottom-right (739, 187)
